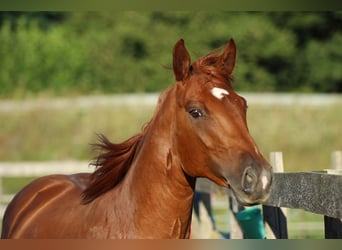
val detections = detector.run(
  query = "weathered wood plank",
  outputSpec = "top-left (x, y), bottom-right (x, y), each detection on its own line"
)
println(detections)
top-left (265, 172), bottom-right (342, 219)
top-left (0, 161), bottom-right (92, 177)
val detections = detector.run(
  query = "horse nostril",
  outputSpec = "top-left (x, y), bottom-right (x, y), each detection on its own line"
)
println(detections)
top-left (246, 173), bottom-right (253, 184)
top-left (241, 166), bottom-right (257, 194)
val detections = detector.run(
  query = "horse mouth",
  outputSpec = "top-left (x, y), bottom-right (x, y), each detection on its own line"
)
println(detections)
top-left (225, 180), bottom-right (254, 205)
top-left (226, 181), bottom-right (270, 206)
top-left (210, 172), bottom-right (270, 206)
top-left (222, 166), bottom-right (272, 206)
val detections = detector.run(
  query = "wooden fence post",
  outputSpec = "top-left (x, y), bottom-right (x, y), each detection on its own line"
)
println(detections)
top-left (324, 150), bottom-right (342, 239)
top-left (263, 152), bottom-right (288, 239)
top-left (331, 150), bottom-right (342, 171)
top-left (269, 152), bottom-right (284, 173)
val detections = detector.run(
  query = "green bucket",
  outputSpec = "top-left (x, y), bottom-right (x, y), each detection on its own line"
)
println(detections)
top-left (235, 206), bottom-right (266, 239)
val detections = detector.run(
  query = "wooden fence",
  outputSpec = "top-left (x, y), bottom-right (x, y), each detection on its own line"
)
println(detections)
top-left (262, 151), bottom-right (342, 239)
top-left (223, 151), bottom-right (342, 239)
top-left (0, 153), bottom-right (341, 239)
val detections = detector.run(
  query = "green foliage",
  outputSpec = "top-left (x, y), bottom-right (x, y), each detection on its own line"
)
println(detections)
top-left (0, 17), bottom-right (93, 97)
top-left (302, 33), bottom-right (342, 92)
top-left (0, 12), bottom-right (341, 98)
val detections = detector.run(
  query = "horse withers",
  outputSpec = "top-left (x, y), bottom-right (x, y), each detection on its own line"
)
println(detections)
top-left (1, 39), bottom-right (272, 238)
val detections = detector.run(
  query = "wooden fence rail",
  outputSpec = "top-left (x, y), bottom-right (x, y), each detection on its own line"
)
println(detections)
top-left (262, 151), bottom-right (342, 239)
top-left (264, 171), bottom-right (342, 219)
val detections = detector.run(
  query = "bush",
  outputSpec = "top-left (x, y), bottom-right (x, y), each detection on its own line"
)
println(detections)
top-left (0, 17), bottom-right (94, 97)
top-left (0, 12), bottom-right (341, 98)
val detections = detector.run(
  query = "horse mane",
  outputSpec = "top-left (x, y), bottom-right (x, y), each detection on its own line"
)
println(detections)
top-left (82, 132), bottom-right (144, 204)
top-left (81, 90), bottom-right (167, 204)
top-left (191, 48), bottom-right (233, 83)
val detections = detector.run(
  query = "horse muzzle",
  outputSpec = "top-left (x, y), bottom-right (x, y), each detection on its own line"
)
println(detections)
top-left (229, 165), bottom-right (273, 206)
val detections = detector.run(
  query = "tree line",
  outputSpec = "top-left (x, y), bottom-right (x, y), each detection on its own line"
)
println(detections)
top-left (0, 12), bottom-right (341, 98)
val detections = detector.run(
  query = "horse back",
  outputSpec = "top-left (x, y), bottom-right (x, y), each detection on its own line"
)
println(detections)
top-left (1, 173), bottom-right (91, 238)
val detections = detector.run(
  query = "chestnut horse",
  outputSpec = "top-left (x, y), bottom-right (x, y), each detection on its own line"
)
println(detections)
top-left (1, 39), bottom-right (272, 239)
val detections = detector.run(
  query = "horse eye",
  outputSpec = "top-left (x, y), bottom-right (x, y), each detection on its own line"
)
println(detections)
top-left (189, 108), bottom-right (204, 119)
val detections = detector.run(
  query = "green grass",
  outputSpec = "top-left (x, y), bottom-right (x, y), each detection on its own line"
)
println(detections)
top-left (1, 99), bottom-right (341, 171)
top-left (0, 104), bottom-right (155, 161)
top-left (247, 105), bottom-right (342, 172)
top-left (1, 177), bottom-right (36, 194)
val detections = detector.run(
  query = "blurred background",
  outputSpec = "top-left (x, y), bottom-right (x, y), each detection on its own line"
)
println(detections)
top-left (0, 12), bottom-right (341, 238)
top-left (0, 12), bottom-right (341, 96)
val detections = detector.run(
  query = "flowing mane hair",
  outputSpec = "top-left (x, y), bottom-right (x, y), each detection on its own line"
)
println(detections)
top-left (82, 133), bottom-right (144, 204)
top-left (82, 47), bottom-right (231, 204)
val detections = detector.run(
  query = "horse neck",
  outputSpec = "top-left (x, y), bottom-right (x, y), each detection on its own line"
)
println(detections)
top-left (121, 86), bottom-right (196, 238)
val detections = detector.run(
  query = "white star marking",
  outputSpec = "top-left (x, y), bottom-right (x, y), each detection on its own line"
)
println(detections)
top-left (211, 87), bottom-right (229, 100)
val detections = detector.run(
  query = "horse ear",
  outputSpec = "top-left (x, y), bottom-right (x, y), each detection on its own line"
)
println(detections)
top-left (216, 38), bottom-right (236, 76)
top-left (173, 39), bottom-right (191, 81)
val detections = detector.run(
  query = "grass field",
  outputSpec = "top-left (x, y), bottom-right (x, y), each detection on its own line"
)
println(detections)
top-left (0, 104), bottom-right (154, 161)
top-left (248, 104), bottom-right (342, 172)
top-left (1, 96), bottom-right (341, 171)
top-left (0, 94), bottom-right (341, 238)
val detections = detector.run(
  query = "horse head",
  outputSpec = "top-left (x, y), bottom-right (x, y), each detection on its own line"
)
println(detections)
top-left (172, 39), bottom-right (272, 205)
